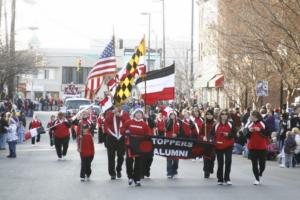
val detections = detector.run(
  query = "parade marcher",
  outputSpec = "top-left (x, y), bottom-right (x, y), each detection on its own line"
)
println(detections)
top-left (210, 110), bottom-right (236, 185)
top-left (201, 110), bottom-right (216, 178)
top-left (66, 111), bottom-right (76, 140)
top-left (165, 109), bottom-right (183, 179)
top-left (181, 110), bottom-right (195, 138)
top-left (245, 111), bottom-right (270, 185)
top-left (278, 113), bottom-right (289, 151)
top-left (5, 112), bottom-right (18, 158)
top-left (52, 112), bottom-right (71, 160)
top-left (29, 115), bottom-right (42, 145)
top-left (192, 107), bottom-right (204, 139)
top-left (75, 111), bottom-right (95, 182)
top-left (121, 107), bottom-right (150, 187)
top-left (143, 108), bottom-right (156, 178)
top-left (97, 113), bottom-right (105, 144)
top-left (104, 106), bottom-right (130, 180)
top-left (156, 111), bottom-right (165, 136)
top-left (47, 115), bottom-right (56, 147)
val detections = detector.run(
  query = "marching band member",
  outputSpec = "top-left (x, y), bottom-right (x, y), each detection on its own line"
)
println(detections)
top-left (46, 115), bottom-right (56, 147)
top-left (245, 111), bottom-right (270, 185)
top-left (182, 110), bottom-right (195, 138)
top-left (97, 113), bottom-right (105, 144)
top-left (143, 108), bottom-right (156, 178)
top-left (192, 107), bottom-right (204, 139)
top-left (75, 111), bottom-right (95, 182)
top-left (29, 115), bottom-right (42, 145)
top-left (104, 106), bottom-right (130, 180)
top-left (121, 107), bottom-right (150, 187)
top-left (156, 111), bottom-right (166, 136)
top-left (210, 110), bottom-right (236, 185)
top-left (201, 110), bottom-right (216, 178)
top-left (165, 110), bottom-right (183, 179)
top-left (52, 112), bottom-right (71, 161)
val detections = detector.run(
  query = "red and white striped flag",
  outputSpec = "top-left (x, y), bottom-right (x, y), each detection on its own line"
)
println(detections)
top-left (85, 38), bottom-right (117, 100)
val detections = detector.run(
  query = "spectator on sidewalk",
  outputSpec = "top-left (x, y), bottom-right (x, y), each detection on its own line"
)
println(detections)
top-left (0, 112), bottom-right (9, 150)
top-left (284, 131), bottom-right (297, 168)
top-left (6, 112), bottom-right (18, 158)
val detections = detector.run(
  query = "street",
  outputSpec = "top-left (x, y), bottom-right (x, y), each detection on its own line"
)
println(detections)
top-left (0, 112), bottom-right (299, 200)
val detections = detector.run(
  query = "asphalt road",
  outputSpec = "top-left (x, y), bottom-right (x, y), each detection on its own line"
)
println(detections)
top-left (0, 112), bottom-right (299, 200)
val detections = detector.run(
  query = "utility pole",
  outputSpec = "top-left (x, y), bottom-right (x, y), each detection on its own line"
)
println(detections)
top-left (0, 0), bottom-right (2, 35)
top-left (190, 0), bottom-right (194, 89)
top-left (4, 0), bottom-right (9, 51)
top-left (8, 0), bottom-right (16, 99)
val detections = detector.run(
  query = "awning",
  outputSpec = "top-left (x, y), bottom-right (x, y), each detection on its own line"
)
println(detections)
top-left (208, 74), bottom-right (224, 88)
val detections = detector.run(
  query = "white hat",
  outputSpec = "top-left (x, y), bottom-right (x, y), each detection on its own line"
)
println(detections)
top-left (132, 107), bottom-right (144, 117)
top-left (168, 110), bottom-right (177, 118)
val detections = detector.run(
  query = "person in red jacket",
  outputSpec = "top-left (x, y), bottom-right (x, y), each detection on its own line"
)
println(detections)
top-left (121, 107), bottom-right (150, 187)
top-left (165, 109), bottom-right (183, 179)
top-left (29, 116), bottom-right (42, 145)
top-left (97, 113), bottom-right (105, 144)
top-left (76, 111), bottom-right (95, 182)
top-left (181, 110), bottom-right (195, 138)
top-left (155, 112), bottom-right (165, 136)
top-left (245, 111), bottom-right (270, 185)
top-left (52, 112), bottom-right (71, 161)
top-left (201, 110), bottom-right (216, 178)
top-left (210, 110), bottom-right (236, 185)
top-left (104, 106), bottom-right (130, 180)
top-left (46, 115), bottom-right (56, 147)
top-left (192, 108), bottom-right (204, 139)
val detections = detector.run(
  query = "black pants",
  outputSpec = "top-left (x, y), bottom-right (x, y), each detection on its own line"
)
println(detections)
top-left (126, 154), bottom-right (143, 182)
top-left (31, 133), bottom-right (41, 144)
top-left (49, 131), bottom-right (54, 146)
top-left (80, 156), bottom-right (94, 178)
top-left (54, 136), bottom-right (70, 158)
top-left (106, 135), bottom-right (125, 177)
top-left (71, 127), bottom-right (76, 140)
top-left (203, 154), bottom-right (215, 175)
top-left (98, 128), bottom-right (105, 143)
top-left (250, 150), bottom-right (266, 181)
top-left (216, 147), bottom-right (232, 182)
top-left (143, 153), bottom-right (154, 177)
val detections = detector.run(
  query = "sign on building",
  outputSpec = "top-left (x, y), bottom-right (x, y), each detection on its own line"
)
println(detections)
top-left (256, 80), bottom-right (268, 97)
top-left (64, 83), bottom-right (79, 95)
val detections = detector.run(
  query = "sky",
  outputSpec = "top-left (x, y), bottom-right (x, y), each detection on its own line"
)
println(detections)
top-left (13, 0), bottom-right (197, 50)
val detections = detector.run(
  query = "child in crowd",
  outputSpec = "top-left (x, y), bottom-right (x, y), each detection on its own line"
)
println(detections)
top-left (284, 131), bottom-right (296, 168)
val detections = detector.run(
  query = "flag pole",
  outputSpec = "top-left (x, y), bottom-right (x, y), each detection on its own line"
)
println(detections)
top-left (143, 35), bottom-right (147, 114)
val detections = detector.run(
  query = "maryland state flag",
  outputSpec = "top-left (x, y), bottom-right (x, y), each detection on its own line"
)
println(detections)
top-left (114, 38), bottom-right (145, 105)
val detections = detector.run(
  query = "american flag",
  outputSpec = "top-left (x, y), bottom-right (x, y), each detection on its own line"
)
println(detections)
top-left (85, 38), bottom-right (117, 99)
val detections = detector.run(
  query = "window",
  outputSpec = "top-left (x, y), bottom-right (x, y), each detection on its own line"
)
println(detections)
top-left (62, 67), bottom-right (92, 84)
top-left (45, 69), bottom-right (56, 80)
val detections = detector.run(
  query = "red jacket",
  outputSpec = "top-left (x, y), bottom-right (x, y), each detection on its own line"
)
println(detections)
top-left (247, 121), bottom-right (268, 150)
top-left (156, 118), bottom-right (165, 132)
top-left (165, 118), bottom-right (181, 138)
top-left (121, 119), bottom-right (151, 136)
top-left (199, 119), bottom-right (215, 140)
top-left (77, 133), bottom-right (94, 157)
top-left (212, 122), bottom-right (236, 150)
top-left (193, 117), bottom-right (203, 136)
top-left (182, 119), bottom-right (193, 137)
top-left (97, 115), bottom-right (104, 128)
top-left (29, 119), bottom-right (41, 129)
top-left (104, 110), bottom-right (130, 139)
top-left (53, 120), bottom-right (71, 138)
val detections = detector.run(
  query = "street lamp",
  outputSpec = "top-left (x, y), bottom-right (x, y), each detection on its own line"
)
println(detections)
top-left (154, 0), bottom-right (166, 68)
top-left (141, 12), bottom-right (151, 72)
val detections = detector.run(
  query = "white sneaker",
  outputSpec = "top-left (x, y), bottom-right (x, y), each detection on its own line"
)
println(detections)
top-left (86, 177), bottom-right (90, 181)
top-left (80, 178), bottom-right (85, 182)
top-left (135, 181), bottom-right (141, 187)
top-left (167, 175), bottom-right (173, 179)
top-left (279, 164), bottom-right (285, 168)
top-left (217, 181), bottom-right (223, 185)
top-left (253, 180), bottom-right (260, 185)
top-left (57, 157), bottom-right (62, 161)
top-left (128, 179), bottom-right (133, 186)
top-left (62, 156), bottom-right (66, 161)
top-left (225, 181), bottom-right (232, 185)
